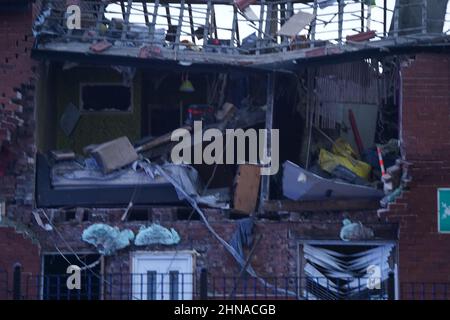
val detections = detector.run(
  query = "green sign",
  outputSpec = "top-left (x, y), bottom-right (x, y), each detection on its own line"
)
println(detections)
top-left (438, 188), bottom-right (450, 233)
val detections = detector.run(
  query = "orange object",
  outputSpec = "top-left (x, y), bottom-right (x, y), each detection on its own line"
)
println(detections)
top-left (346, 30), bottom-right (376, 42)
top-left (89, 40), bottom-right (112, 53)
top-left (234, 0), bottom-right (256, 11)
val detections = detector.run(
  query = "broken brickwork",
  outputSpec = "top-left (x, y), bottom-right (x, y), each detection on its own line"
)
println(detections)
top-left (381, 54), bottom-right (450, 290)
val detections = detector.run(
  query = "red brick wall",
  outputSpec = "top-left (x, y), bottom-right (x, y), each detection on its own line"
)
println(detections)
top-left (0, 4), bottom-right (41, 300)
top-left (386, 54), bottom-right (450, 290)
top-left (0, 4), bottom-right (37, 206)
top-left (0, 7), bottom-right (36, 147)
top-left (0, 226), bottom-right (40, 299)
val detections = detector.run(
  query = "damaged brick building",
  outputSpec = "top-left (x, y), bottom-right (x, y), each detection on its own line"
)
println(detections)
top-left (1, 0), bottom-right (450, 300)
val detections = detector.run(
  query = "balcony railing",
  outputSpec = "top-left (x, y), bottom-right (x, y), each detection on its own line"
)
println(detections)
top-left (33, 0), bottom-right (450, 63)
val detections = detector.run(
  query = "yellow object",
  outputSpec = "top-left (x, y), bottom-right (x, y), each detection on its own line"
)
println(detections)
top-left (179, 78), bottom-right (195, 93)
top-left (99, 23), bottom-right (108, 35)
top-left (319, 148), bottom-right (371, 180)
top-left (332, 138), bottom-right (359, 159)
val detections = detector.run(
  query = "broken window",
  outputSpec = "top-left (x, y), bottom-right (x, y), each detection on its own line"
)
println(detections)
top-left (299, 242), bottom-right (397, 300)
top-left (80, 84), bottom-right (132, 112)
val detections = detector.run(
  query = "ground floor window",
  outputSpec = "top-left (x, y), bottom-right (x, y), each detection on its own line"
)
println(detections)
top-left (299, 241), bottom-right (397, 300)
top-left (42, 253), bottom-right (101, 300)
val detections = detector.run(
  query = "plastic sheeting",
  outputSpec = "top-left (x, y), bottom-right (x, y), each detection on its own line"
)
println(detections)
top-left (149, 162), bottom-right (228, 209)
top-left (339, 219), bottom-right (374, 241)
top-left (229, 218), bottom-right (254, 260)
top-left (82, 223), bottom-right (134, 256)
top-left (152, 163), bottom-right (297, 297)
top-left (134, 224), bottom-right (180, 246)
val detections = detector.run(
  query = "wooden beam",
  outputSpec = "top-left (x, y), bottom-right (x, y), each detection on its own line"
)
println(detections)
top-left (263, 199), bottom-right (381, 213)
top-left (258, 72), bottom-right (275, 213)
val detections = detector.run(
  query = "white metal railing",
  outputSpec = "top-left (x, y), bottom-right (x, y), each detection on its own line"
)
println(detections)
top-left (33, 0), bottom-right (450, 56)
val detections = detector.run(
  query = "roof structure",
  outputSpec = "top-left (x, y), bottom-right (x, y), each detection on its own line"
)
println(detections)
top-left (32, 0), bottom-right (450, 69)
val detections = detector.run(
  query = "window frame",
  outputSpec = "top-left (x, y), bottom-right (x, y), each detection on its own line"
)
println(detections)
top-left (79, 82), bottom-right (134, 114)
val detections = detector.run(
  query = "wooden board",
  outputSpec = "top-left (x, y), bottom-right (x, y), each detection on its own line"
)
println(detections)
top-left (91, 136), bottom-right (138, 174)
top-left (277, 11), bottom-right (314, 37)
top-left (233, 164), bottom-right (261, 214)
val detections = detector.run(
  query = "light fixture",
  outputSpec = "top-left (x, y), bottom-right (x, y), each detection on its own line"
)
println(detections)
top-left (179, 73), bottom-right (195, 93)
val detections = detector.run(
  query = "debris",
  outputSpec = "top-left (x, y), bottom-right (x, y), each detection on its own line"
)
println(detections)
top-left (330, 165), bottom-right (371, 186)
top-left (282, 161), bottom-right (383, 201)
top-left (134, 224), bottom-right (180, 246)
top-left (290, 35), bottom-right (309, 50)
top-left (381, 139), bottom-right (400, 158)
top-left (112, 66), bottom-right (136, 86)
top-left (50, 149), bottom-right (76, 162)
top-left (241, 6), bottom-right (259, 22)
top-left (241, 33), bottom-right (258, 51)
top-left (234, 0), bottom-right (256, 11)
top-left (319, 148), bottom-right (371, 180)
top-left (380, 186), bottom-right (403, 208)
top-left (376, 145), bottom-right (386, 176)
top-left (59, 103), bottom-right (80, 137)
top-left (318, 0), bottom-right (337, 9)
top-left (348, 109), bottom-right (365, 156)
top-left (277, 11), bottom-right (315, 37)
top-left (90, 136), bottom-right (139, 174)
top-left (215, 102), bottom-right (236, 122)
top-left (387, 162), bottom-right (402, 189)
top-left (363, 140), bottom-right (400, 173)
top-left (339, 218), bottom-right (374, 241)
top-left (303, 243), bottom-right (393, 299)
top-left (159, 164), bottom-right (202, 200)
top-left (229, 217), bottom-right (254, 258)
top-left (199, 188), bottom-right (231, 208)
top-left (194, 26), bottom-right (205, 39)
top-left (32, 210), bottom-right (53, 231)
top-left (263, 198), bottom-right (380, 212)
top-left (89, 40), bottom-right (112, 53)
top-left (154, 163), bottom-right (296, 297)
top-left (233, 164), bottom-right (261, 214)
top-left (381, 172), bottom-right (393, 194)
top-left (187, 105), bottom-right (214, 125)
top-left (82, 223), bottom-right (134, 256)
top-left (135, 125), bottom-right (191, 153)
top-left (332, 138), bottom-right (359, 160)
top-left (138, 45), bottom-right (162, 58)
top-left (346, 30), bottom-right (377, 42)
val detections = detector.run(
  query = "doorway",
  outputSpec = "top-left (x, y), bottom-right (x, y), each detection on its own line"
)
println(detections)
top-left (131, 251), bottom-right (194, 300)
